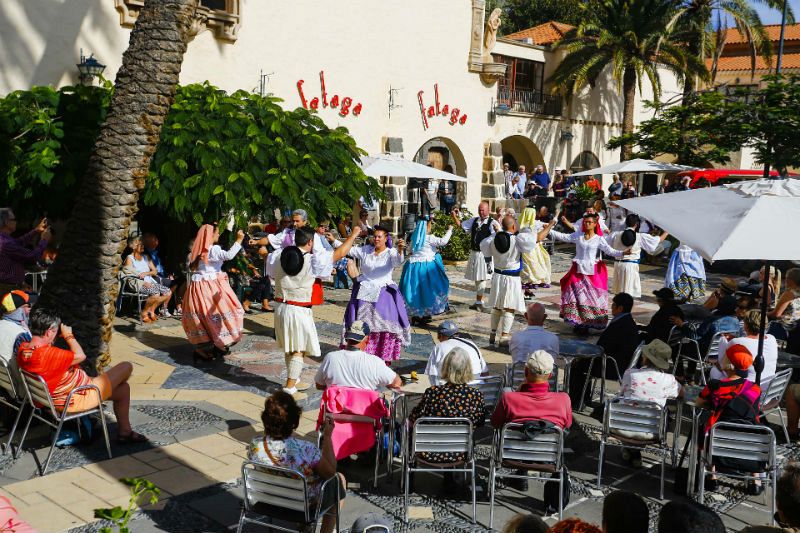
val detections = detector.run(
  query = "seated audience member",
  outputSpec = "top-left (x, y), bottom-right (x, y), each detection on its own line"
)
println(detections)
top-left (426, 321), bottom-right (487, 385)
top-left (657, 500), bottom-right (725, 533)
top-left (0, 291), bottom-right (33, 390)
top-left (549, 518), bottom-right (602, 533)
top-left (17, 308), bottom-right (145, 442)
top-left (509, 303), bottom-right (559, 364)
top-left (0, 209), bottom-right (50, 294)
top-left (249, 392), bottom-right (343, 533)
top-left (315, 321), bottom-right (401, 391)
top-left (603, 490), bottom-right (648, 533)
top-left (646, 288), bottom-right (684, 344)
top-left (619, 339), bottom-right (681, 467)
top-left (502, 513), bottom-right (549, 533)
top-left (122, 236), bottom-right (171, 323)
top-left (703, 277), bottom-right (738, 311)
top-left (569, 293), bottom-right (640, 404)
top-left (142, 232), bottom-right (186, 317)
top-left (677, 295), bottom-right (742, 354)
top-left (712, 309), bottom-right (777, 383)
top-left (492, 350), bottom-right (572, 430)
top-left (768, 267), bottom-right (800, 341)
top-left (741, 462), bottom-right (800, 532)
top-left (409, 350), bottom-right (485, 463)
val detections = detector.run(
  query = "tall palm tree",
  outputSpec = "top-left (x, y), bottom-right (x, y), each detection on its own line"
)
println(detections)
top-left (549, 0), bottom-right (707, 161)
top-left (37, 0), bottom-right (197, 368)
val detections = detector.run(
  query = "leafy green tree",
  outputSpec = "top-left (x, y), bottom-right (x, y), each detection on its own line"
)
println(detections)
top-left (549, 0), bottom-right (708, 161)
top-left (486, 0), bottom-right (592, 36)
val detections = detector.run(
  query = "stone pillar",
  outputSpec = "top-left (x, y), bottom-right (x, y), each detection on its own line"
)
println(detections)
top-left (482, 141), bottom-right (506, 209)
top-left (379, 136), bottom-right (406, 234)
top-left (468, 0), bottom-right (486, 73)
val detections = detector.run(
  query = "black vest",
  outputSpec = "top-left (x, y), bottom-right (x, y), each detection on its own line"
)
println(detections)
top-left (470, 218), bottom-right (492, 251)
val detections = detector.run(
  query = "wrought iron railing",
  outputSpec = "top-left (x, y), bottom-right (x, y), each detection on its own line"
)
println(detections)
top-left (496, 87), bottom-right (562, 117)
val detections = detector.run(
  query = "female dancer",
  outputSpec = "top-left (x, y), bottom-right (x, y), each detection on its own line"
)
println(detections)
top-left (182, 224), bottom-right (245, 361)
top-left (540, 212), bottom-right (625, 332)
top-left (665, 244), bottom-right (706, 302)
top-left (517, 207), bottom-right (552, 296)
top-left (399, 217), bottom-right (452, 326)
top-left (342, 226), bottom-right (409, 363)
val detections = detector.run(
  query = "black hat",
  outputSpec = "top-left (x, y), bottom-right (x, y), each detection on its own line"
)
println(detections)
top-left (653, 287), bottom-right (675, 300)
top-left (494, 232), bottom-right (511, 254)
top-left (621, 229), bottom-right (637, 247)
top-left (280, 246), bottom-right (305, 276)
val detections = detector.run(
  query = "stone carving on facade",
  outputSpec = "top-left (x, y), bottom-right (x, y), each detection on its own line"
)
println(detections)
top-left (467, 1), bottom-right (506, 84)
top-left (482, 9), bottom-right (502, 60)
top-left (114, 0), bottom-right (240, 43)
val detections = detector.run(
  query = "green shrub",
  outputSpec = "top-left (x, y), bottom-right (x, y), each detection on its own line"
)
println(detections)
top-left (431, 209), bottom-right (473, 262)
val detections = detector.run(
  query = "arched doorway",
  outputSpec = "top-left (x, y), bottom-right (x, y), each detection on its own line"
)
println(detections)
top-left (569, 151), bottom-right (601, 173)
top-left (413, 137), bottom-right (468, 211)
top-left (500, 135), bottom-right (545, 172)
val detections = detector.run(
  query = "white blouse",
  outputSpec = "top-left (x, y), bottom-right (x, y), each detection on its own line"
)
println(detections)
top-left (408, 228), bottom-right (452, 263)
top-left (191, 242), bottom-right (242, 281)
top-left (550, 231), bottom-right (622, 275)
top-left (479, 230), bottom-right (539, 270)
top-left (351, 246), bottom-right (405, 302)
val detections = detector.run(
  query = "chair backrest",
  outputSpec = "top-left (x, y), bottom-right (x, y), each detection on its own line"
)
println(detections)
top-left (20, 370), bottom-right (58, 419)
top-left (706, 422), bottom-right (776, 472)
top-left (666, 325), bottom-right (684, 347)
top-left (0, 359), bottom-right (20, 401)
top-left (604, 398), bottom-right (666, 443)
top-left (507, 361), bottom-right (559, 392)
top-left (705, 332), bottom-right (728, 360)
top-left (627, 342), bottom-right (646, 370)
top-left (241, 461), bottom-right (311, 522)
top-left (499, 422), bottom-right (564, 471)
top-left (470, 376), bottom-right (504, 414)
top-left (759, 368), bottom-right (792, 410)
top-left (411, 417), bottom-right (473, 457)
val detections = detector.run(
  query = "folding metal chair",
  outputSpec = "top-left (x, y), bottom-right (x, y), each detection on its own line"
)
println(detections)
top-left (758, 368), bottom-right (793, 443)
top-left (237, 460), bottom-right (340, 533)
top-left (116, 272), bottom-right (149, 325)
top-left (597, 397), bottom-right (669, 499)
top-left (489, 422), bottom-right (566, 527)
top-left (506, 361), bottom-right (559, 392)
top-left (668, 325), bottom-right (705, 385)
top-left (318, 405), bottom-right (384, 489)
top-left (469, 375), bottom-right (504, 422)
top-left (579, 352), bottom-right (623, 411)
top-left (699, 422), bottom-right (778, 525)
top-left (16, 370), bottom-right (112, 475)
top-left (0, 359), bottom-right (26, 456)
top-left (386, 392), bottom-right (407, 479)
top-left (402, 417), bottom-right (476, 523)
top-left (626, 342), bottom-right (646, 370)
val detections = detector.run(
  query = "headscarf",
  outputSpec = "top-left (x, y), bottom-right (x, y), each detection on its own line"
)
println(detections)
top-left (410, 219), bottom-right (427, 254)
top-left (189, 224), bottom-right (216, 266)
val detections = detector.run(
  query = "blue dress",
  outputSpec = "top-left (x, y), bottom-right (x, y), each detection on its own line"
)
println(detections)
top-left (399, 223), bottom-right (452, 317)
top-left (666, 245), bottom-right (706, 302)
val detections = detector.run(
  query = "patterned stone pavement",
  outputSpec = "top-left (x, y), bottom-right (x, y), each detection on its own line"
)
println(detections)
top-left (0, 248), bottom-right (785, 532)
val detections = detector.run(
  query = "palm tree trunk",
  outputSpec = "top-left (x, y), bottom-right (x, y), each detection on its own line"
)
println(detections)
top-left (620, 66), bottom-right (637, 161)
top-left (37, 0), bottom-right (197, 369)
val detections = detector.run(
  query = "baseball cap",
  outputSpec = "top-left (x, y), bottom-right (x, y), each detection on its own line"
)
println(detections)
top-left (725, 344), bottom-right (753, 371)
top-left (437, 321), bottom-right (458, 337)
top-left (1, 291), bottom-right (36, 314)
top-left (345, 320), bottom-right (370, 342)
top-left (526, 350), bottom-right (554, 375)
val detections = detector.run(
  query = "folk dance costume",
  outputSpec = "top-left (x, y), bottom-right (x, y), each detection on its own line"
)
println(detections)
top-left (267, 229), bottom-right (330, 306)
top-left (266, 243), bottom-right (335, 384)
top-left (665, 244), bottom-right (707, 302)
top-left (342, 245), bottom-right (410, 362)
top-left (610, 230), bottom-right (663, 298)
top-left (461, 215), bottom-right (497, 307)
top-left (479, 228), bottom-right (540, 343)
top-left (182, 225), bottom-right (245, 350)
top-left (550, 226), bottom-right (623, 330)
top-left (399, 221), bottom-right (452, 318)
top-left (518, 208), bottom-right (552, 289)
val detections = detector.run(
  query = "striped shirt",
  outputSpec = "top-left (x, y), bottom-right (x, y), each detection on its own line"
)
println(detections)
top-left (0, 230), bottom-right (47, 285)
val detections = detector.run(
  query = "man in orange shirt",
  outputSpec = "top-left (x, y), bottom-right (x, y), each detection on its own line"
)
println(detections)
top-left (17, 308), bottom-right (146, 443)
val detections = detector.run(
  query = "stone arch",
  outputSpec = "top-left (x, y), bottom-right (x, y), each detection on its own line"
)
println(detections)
top-left (500, 135), bottom-right (545, 172)
top-left (413, 137), bottom-right (467, 176)
top-left (570, 150), bottom-right (601, 173)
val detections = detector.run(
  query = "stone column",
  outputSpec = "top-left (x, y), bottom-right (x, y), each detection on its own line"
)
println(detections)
top-left (379, 136), bottom-right (406, 234)
top-left (481, 141), bottom-right (506, 209)
top-left (468, 0), bottom-right (486, 73)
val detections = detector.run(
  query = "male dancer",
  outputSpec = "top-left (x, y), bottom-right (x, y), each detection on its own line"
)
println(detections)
top-left (451, 201), bottom-right (500, 310)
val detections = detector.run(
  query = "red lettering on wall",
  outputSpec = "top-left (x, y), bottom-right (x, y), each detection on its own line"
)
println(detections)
top-left (418, 84), bottom-right (468, 130)
top-left (296, 70), bottom-right (363, 119)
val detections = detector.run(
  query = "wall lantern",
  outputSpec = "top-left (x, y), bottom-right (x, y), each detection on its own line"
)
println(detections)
top-left (77, 49), bottom-right (106, 85)
top-left (560, 129), bottom-right (574, 141)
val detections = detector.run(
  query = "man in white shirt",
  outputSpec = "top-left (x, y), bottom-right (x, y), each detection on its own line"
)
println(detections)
top-left (426, 321), bottom-right (487, 385)
top-left (510, 302), bottom-right (559, 364)
top-left (315, 321), bottom-right (402, 391)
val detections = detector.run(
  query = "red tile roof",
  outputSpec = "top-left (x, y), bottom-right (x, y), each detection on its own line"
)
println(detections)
top-left (504, 21), bottom-right (574, 46)
top-left (710, 52), bottom-right (800, 72)
top-left (722, 23), bottom-right (800, 44)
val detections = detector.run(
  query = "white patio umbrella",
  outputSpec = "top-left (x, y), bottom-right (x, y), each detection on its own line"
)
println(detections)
top-left (570, 158), bottom-right (700, 177)
top-left (617, 178), bottom-right (800, 383)
top-left (358, 153), bottom-right (467, 181)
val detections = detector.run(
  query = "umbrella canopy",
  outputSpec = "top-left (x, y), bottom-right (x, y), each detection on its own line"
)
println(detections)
top-left (358, 153), bottom-right (467, 182)
top-left (570, 158), bottom-right (700, 177)
top-left (616, 178), bottom-right (800, 262)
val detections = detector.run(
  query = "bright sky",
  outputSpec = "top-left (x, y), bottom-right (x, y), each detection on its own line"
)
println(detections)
top-left (752, 0), bottom-right (798, 25)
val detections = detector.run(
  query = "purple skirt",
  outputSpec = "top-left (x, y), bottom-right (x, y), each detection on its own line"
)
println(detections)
top-left (342, 282), bottom-right (411, 361)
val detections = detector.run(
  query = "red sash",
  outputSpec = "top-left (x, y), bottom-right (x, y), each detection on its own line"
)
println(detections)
top-left (311, 278), bottom-right (324, 306)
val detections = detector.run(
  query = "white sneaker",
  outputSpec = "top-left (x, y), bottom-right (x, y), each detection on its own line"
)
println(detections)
top-left (282, 386), bottom-right (298, 395)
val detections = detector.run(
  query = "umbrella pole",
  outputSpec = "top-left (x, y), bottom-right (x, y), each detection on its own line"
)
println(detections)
top-left (755, 260), bottom-right (770, 385)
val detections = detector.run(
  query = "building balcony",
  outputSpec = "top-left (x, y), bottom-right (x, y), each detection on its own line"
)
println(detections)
top-left (496, 87), bottom-right (562, 117)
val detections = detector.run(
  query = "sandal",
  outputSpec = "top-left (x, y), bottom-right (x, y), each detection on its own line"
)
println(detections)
top-left (141, 314), bottom-right (154, 323)
top-left (117, 431), bottom-right (148, 444)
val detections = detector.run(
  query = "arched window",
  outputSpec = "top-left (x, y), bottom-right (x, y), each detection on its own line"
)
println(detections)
top-left (570, 151), bottom-right (601, 172)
